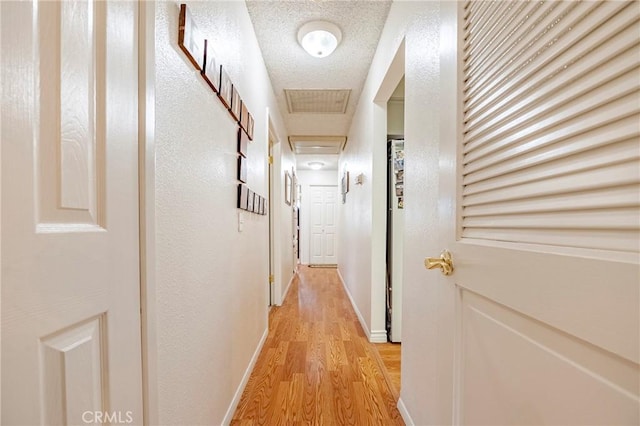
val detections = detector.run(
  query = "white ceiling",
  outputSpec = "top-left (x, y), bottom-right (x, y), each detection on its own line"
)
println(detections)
top-left (245, 0), bottom-right (392, 172)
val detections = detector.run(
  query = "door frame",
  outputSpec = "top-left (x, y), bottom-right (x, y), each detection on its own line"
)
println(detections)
top-left (369, 39), bottom-right (406, 343)
top-left (266, 112), bottom-right (285, 306)
top-left (268, 121), bottom-right (277, 306)
top-left (138, 2), bottom-right (159, 425)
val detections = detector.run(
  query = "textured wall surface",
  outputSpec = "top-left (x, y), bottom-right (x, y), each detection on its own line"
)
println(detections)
top-left (338, 1), bottom-right (444, 424)
top-left (153, 2), bottom-right (288, 424)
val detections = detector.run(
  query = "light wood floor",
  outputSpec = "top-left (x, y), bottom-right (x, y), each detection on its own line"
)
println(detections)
top-left (231, 266), bottom-right (405, 425)
top-left (374, 342), bottom-right (401, 397)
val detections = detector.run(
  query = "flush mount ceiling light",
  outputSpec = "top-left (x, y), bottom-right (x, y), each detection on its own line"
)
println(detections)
top-left (297, 21), bottom-right (342, 58)
top-left (308, 161), bottom-right (325, 170)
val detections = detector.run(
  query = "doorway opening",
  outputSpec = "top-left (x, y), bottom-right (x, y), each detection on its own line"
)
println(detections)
top-left (386, 76), bottom-right (405, 343)
top-left (370, 39), bottom-right (405, 398)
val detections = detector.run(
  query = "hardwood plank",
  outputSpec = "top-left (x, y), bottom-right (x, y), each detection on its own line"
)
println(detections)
top-left (374, 342), bottom-right (401, 396)
top-left (232, 266), bottom-right (405, 425)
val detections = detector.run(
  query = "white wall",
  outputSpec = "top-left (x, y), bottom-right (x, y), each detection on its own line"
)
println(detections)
top-left (297, 170), bottom-right (339, 265)
top-left (339, 2), bottom-right (446, 424)
top-left (387, 100), bottom-right (404, 136)
top-left (152, 1), bottom-right (289, 424)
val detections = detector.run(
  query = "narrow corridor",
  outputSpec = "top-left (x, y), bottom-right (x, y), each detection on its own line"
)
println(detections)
top-left (232, 266), bottom-right (404, 425)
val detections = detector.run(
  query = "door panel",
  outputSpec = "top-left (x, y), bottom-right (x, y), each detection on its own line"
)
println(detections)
top-left (309, 186), bottom-right (338, 265)
top-left (459, 290), bottom-right (637, 425)
top-left (432, 1), bottom-right (640, 424)
top-left (1, 1), bottom-right (142, 424)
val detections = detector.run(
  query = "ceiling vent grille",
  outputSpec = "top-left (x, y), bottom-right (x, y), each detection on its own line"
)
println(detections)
top-left (288, 135), bottom-right (347, 155)
top-left (284, 89), bottom-right (351, 114)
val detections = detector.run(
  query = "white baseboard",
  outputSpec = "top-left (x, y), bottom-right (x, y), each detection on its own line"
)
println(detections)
top-left (369, 329), bottom-right (388, 343)
top-left (397, 397), bottom-right (415, 426)
top-left (336, 269), bottom-right (385, 343)
top-left (222, 327), bottom-right (269, 425)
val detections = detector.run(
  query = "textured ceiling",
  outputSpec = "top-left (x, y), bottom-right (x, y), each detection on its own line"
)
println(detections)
top-left (246, 0), bottom-right (392, 141)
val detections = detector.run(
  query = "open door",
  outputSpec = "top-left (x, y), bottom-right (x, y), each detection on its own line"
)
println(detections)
top-left (1, 2), bottom-right (143, 423)
top-left (430, 2), bottom-right (639, 423)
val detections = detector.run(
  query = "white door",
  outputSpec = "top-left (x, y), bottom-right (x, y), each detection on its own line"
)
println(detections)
top-left (429, 2), bottom-right (640, 424)
top-left (1, 1), bottom-right (143, 424)
top-left (309, 185), bottom-right (338, 265)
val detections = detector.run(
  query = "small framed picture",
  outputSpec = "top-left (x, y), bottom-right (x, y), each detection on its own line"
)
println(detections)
top-left (247, 189), bottom-right (254, 212)
top-left (239, 104), bottom-right (254, 141)
top-left (230, 86), bottom-right (242, 121)
top-left (201, 40), bottom-right (219, 93)
top-left (178, 4), bottom-right (205, 70)
top-left (238, 156), bottom-right (247, 183)
top-left (237, 127), bottom-right (249, 158)
top-left (247, 113), bottom-right (254, 140)
top-left (260, 197), bottom-right (265, 215)
top-left (252, 193), bottom-right (260, 213)
top-left (240, 103), bottom-right (250, 133)
top-left (218, 66), bottom-right (233, 109)
top-left (263, 199), bottom-right (268, 215)
top-left (285, 171), bottom-right (292, 206)
top-left (237, 184), bottom-right (248, 210)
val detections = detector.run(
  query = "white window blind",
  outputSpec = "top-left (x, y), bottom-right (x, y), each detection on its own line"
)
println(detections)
top-left (461, 0), bottom-right (640, 252)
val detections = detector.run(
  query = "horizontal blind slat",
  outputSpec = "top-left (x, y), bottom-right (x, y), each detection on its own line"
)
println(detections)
top-left (464, 1), bottom-right (569, 91)
top-left (463, 1), bottom-right (536, 70)
top-left (463, 92), bottom-right (639, 170)
top-left (462, 161), bottom-right (640, 207)
top-left (464, 66), bottom-right (639, 152)
top-left (464, 138), bottom-right (640, 196)
top-left (462, 229), bottom-right (639, 253)
top-left (463, 185), bottom-right (640, 217)
top-left (463, 208), bottom-right (640, 230)
top-left (461, 0), bottom-right (640, 252)
top-left (463, 118), bottom-right (640, 187)
top-left (464, 15), bottom-right (640, 132)
top-left (464, 2), bottom-right (628, 106)
top-left (464, 1), bottom-right (597, 102)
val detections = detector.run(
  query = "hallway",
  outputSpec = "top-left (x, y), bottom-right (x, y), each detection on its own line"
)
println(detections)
top-left (232, 267), bottom-right (404, 425)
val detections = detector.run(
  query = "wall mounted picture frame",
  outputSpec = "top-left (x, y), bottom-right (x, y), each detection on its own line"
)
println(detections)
top-left (201, 41), bottom-right (219, 92)
top-left (259, 197), bottom-right (265, 215)
top-left (247, 189), bottom-right (254, 212)
top-left (237, 127), bottom-right (249, 158)
top-left (178, 4), bottom-right (205, 71)
top-left (285, 171), bottom-right (292, 206)
top-left (263, 199), bottom-right (268, 215)
top-left (237, 184), bottom-right (248, 210)
top-left (292, 172), bottom-right (298, 207)
top-left (247, 113), bottom-right (254, 140)
top-left (237, 156), bottom-right (247, 183)
top-left (218, 66), bottom-right (233, 109)
top-left (230, 85), bottom-right (241, 121)
top-left (253, 193), bottom-right (260, 213)
top-left (240, 103), bottom-right (249, 132)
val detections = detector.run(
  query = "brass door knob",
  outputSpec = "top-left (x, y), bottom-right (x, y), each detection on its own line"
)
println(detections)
top-left (424, 250), bottom-right (454, 276)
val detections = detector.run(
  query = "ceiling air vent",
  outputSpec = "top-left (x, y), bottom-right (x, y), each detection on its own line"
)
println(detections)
top-left (284, 89), bottom-right (351, 114)
top-left (288, 135), bottom-right (347, 155)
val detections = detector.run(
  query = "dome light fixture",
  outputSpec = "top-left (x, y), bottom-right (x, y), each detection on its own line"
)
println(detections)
top-left (297, 21), bottom-right (342, 58)
top-left (308, 161), bottom-right (325, 170)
